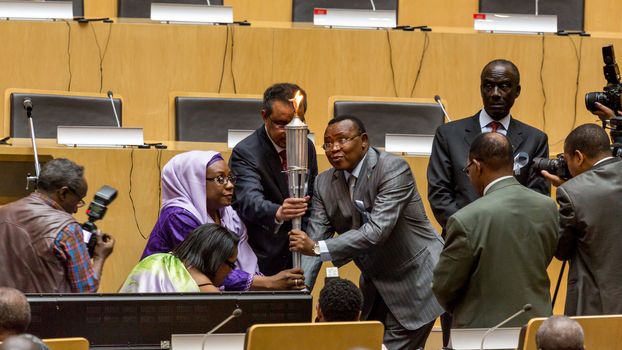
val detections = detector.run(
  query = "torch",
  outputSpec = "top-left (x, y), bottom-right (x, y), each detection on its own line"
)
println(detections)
top-left (285, 90), bottom-right (308, 269)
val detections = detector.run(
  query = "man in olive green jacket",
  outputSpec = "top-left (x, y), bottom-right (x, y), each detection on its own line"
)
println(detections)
top-left (432, 132), bottom-right (558, 328)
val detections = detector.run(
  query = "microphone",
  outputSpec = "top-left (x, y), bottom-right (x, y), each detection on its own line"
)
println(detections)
top-left (107, 91), bottom-right (121, 127)
top-left (434, 95), bottom-right (452, 122)
top-left (201, 308), bottom-right (242, 350)
top-left (23, 98), bottom-right (33, 112)
top-left (480, 304), bottom-right (532, 350)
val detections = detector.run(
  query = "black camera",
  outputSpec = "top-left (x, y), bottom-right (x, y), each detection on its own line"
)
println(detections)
top-left (83, 185), bottom-right (117, 257)
top-left (532, 153), bottom-right (572, 181)
top-left (585, 45), bottom-right (622, 114)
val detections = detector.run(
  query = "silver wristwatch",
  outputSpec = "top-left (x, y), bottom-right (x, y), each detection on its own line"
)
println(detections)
top-left (313, 242), bottom-right (321, 256)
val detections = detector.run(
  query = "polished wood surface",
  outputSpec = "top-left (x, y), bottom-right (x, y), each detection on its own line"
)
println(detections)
top-left (522, 315), bottom-right (622, 350)
top-left (245, 321), bottom-right (384, 350)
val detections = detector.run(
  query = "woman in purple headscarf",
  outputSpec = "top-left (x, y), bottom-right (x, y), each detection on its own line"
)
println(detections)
top-left (141, 150), bottom-right (304, 291)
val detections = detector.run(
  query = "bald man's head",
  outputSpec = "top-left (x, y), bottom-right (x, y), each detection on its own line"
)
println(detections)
top-left (536, 316), bottom-right (584, 350)
top-left (0, 288), bottom-right (31, 341)
top-left (469, 132), bottom-right (514, 172)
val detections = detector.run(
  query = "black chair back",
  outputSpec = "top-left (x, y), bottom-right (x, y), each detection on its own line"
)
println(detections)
top-left (10, 92), bottom-right (122, 139)
top-left (333, 99), bottom-right (444, 148)
top-left (174, 96), bottom-right (262, 142)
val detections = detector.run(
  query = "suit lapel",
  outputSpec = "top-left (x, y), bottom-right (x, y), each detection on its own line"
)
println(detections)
top-left (332, 169), bottom-right (354, 223)
top-left (352, 148), bottom-right (378, 203)
top-left (464, 113), bottom-right (481, 148)
top-left (506, 117), bottom-right (525, 151)
top-left (259, 127), bottom-right (289, 198)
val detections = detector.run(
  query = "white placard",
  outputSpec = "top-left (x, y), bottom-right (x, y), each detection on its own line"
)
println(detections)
top-left (57, 126), bottom-right (144, 147)
top-left (150, 3), bottom-right (233, 24)
top-left (0, 1), bottom-right (73, 20)
top-left (451, 327), bottom-right (521, 350)
top-left (313, 8), bottom-right (396, 29)
top-left (171, 333), bottom-right (244, 350)
top-left (385, 134), bottom-right (434, 156)
top-left (474, 13), bottom-right (557, 34)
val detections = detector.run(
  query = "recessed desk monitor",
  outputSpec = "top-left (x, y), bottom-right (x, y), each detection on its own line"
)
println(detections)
top-left (451, 327), bottom-right (521, 350)
top-left (27, 292), bottom-right (311, 349)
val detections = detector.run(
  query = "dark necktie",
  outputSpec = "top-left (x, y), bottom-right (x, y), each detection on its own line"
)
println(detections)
top-left (489, 121), bottom-right (502, 133)
top-left (348, 175), bottom-right (357, 200)
top-left (279, 150), bottom-right (287, 172)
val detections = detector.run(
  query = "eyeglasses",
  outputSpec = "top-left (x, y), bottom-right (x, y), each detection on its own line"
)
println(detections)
top-left (224, 259), bottom-right (237, 269)
top-left (321, 135), bottom-right (362, 151)
top-left (67, 187), bottom-right (86, 207)
top-left (206, 174), bottom-right (237, 186)
top-left (462, 160), bottom-right (474, 175)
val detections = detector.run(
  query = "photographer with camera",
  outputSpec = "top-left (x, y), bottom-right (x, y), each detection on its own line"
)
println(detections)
top-left (0, 158), bottom-right (115, 293)
top-left (541, 124), bottom-right (622, 316)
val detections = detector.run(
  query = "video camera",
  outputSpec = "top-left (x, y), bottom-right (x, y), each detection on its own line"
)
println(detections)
top-left (82, 185), bottom-right (117, 257)
top-left (585, 44), bottom-right (622, 157)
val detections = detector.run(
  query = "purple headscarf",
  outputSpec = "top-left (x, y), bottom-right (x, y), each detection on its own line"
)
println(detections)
top-left (159, 150), bottom-right (259, 275)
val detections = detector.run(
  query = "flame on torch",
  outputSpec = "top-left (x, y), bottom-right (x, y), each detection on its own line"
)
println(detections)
top-left (290, 90), bottom-right (304, 116)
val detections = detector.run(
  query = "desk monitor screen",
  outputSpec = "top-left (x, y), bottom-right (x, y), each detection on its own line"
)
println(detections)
top-left (27, 293), bottom-right (311, 349)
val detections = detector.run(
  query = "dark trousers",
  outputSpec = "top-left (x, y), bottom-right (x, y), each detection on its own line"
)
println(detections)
top-left (367, 294), bottom-right (435, 350)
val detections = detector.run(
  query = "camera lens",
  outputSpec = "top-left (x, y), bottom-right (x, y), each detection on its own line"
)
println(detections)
top-left (585, 92), bottom-right (609, 112)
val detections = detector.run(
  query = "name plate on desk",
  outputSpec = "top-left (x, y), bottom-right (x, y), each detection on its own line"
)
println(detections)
top-left (385, 134), bottom-right (433, 156)
top-left (0, 1), bottom-right (73, 20)
top-left (473, 13), bottom-right (557, 34)
top-left (57, 126), bottom-right (144, 147)
top-left (313, 8), bottom-right (396, 29)
top-left (451, 327), bottom-right (521, 350)
top-left (151, 3), bottom-right (233, 24)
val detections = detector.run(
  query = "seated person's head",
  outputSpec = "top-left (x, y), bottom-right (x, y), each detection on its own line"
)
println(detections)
top-left (0, 287), bottom-right (31, 341)
top-left (563, 123), bottom-right (612, 177)
top-left (466, 132), bottom-right (514, 195)
top-left (317, 278), bottom-right (363, 322)
top-left (172, 223), bottom-right (239, 287)
top-left (536, 315), bottom-right (585, 350)
top-left (36, 158), bottom-right (87, 214)
top-left (0, 334), bottom-right (49, 350)
top-left (162, 151), bottom-right (235, 222)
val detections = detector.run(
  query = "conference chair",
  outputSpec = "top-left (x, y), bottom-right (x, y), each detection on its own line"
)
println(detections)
top-left (171, 92), bottom-right (262, 143)
top-left (245, 321), bottom-right (384, 350)
top-left (4, 88), bottom-right (123, 139)
top-left (118, 0), bottom-right (223, 18)
top-left (520, 314), bottom-right (622, 350)
top-left (43, 337), bottom-right (89, 350)
top-left (329, 95), bottom-right (445, 148)
top-left (292, 0), bottom-right (398, 22)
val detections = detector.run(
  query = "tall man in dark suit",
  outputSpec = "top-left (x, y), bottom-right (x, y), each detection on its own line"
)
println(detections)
top-left (433, 132), bottom-right (558, 328)
top-left (290, 116), bottom-right (444, 349)
top-left (542, 124), bottom-right (622, 316)
top-left (230, 83), bottom-right (318, 276)
top-left (428, 59), bottom-right (550, 233)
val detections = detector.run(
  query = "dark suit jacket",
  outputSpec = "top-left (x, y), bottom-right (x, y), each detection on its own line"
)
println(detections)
top-left (302, 147), bottom-right (444, 331)
top-left (433, 177), bottom-right (558, 328)
top-left (427, 112), bottom-right (550, 230)
top-left (230, 126), bottom-right (318, 275)
top-left (556, 157), bottom-right (622, 316)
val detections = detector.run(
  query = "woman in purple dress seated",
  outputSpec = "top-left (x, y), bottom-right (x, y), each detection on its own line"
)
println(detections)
top-left (141, 150), bottom-right (303, 291)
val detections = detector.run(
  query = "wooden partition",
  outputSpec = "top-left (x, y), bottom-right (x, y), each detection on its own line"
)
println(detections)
top-left (1, 20), bottom-right (621, 155)
top-left (81, 0), bottom-right (622, 33)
